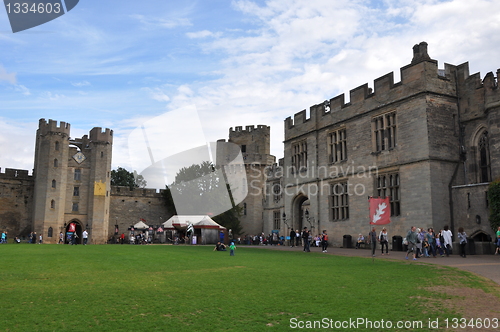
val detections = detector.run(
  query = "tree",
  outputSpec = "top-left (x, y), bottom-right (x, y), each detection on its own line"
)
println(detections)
top-left (163, 161), bottom-right (243, 235)
top-left (488, 179), bottom-right (500, 232)
top-left (111, 167), bottom-right (147, 189)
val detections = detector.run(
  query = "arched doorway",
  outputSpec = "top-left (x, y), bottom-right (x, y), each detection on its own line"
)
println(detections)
top-left (65, 220), bottom-right (83, 244)
top-left (292, 195), bottom-right (309, 233)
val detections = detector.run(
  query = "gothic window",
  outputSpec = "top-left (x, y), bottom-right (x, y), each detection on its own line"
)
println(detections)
top-left (291, 140), bottom-right (308, 172)
top-left (74, 169), bottom-right (81, 181)
top-left (48, 227), bottom-right (53, 238)
top-left (478, 131), bottom-right (490, 183)
top-left (377, 173), bottom-right (401, 216)
top-left (54, 159), bottom-right (58, 167)
top-left (373, 112), bottom-right (396, 152)
top-left (272, 182), bottom-right (281, 202)
top-left (55, 141), bottom-right (59, 151)
top-left (50, 200), bottom-right (55, 209)
top-left (273, 211), bottom-right (280, 230)
top-left (328, 128), bottom-right (347, 163)
top-left (52, 179), bottom-right (56, 188)
top-left (330, 182), bottom-right (349, 221)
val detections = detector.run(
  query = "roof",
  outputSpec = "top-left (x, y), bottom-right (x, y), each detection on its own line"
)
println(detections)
top-left (162, 215), bottom-right (226, 230)
top-left (133, 220), bottom-right (149, 229)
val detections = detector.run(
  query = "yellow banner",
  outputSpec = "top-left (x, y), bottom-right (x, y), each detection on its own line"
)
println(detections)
top-left (94, 181), bottom-right (106, 196)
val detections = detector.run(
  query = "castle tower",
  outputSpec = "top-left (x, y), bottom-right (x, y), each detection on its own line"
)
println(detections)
top-left (32, 119), bottom-right (113, 244)
top-left (32, 119), bottom-right (71, 242)
top-left (227, 125), bottom-right (275, 236)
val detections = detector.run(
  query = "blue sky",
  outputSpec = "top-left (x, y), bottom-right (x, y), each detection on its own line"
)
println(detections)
top-left (1, 0), bottom-right (500, 185)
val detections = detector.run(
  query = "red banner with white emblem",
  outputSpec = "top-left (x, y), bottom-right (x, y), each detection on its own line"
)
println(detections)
top-left (369, 197), bottom-right (391, 225)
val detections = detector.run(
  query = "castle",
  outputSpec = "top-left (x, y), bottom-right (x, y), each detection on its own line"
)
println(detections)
top-left (0, 42), bottom-right (498, 248)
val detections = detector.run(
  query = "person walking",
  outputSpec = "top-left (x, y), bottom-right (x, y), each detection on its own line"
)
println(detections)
top-left (405, 226), bottom-right (418, 261)
top-left (289, 228), bottom-right (295, 247)
top-left (457, 227), bottom-right (467, 258)
top-left (83, 229), bottom-right (89, 245)
top-left (379, 227), bottom-right (389, 255)
top-left (321, 230), bottom-right (329, 253)
top-left (368, 227), bottom-right (377, 257)
top-left (427, 228), bottom-right (437, 258)
top-left (442, 225), bottom-right (453, 257)
top-left (302, 227), bottom-right (310, 252)
top-left (229, 242), bottom-right (236, 256)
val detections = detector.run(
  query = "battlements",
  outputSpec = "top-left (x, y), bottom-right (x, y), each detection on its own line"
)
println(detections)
top-left (230, 125), bottom-right (270, 134)
top-left (89, 127), bottom-right (113, 143)
top-left (0, 168), bottom-right (32, 179)
top-left (285, 42), bottom-right (461, 140)
top-left (38, 118), bottom-right (70, 136)
top-left (111, 186), bottom-right (164, 197)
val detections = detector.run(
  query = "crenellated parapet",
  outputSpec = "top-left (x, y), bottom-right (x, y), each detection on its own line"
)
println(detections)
top-left (111, 186), bottom-right (164, 198)
top-left (38, 118), bottom-right (70, 137)
top-left (230, 125), bottom-right (270, 135)
top-left (0, 168), bottom-right (32, 180)
top-left (285, 42), bottom-right (458, 141)
top-left (89, 127), bottom-right (113, 144)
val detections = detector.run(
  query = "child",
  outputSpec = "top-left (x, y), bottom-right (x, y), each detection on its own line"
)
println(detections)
top-left (229, 242), bottom-right (236, 256)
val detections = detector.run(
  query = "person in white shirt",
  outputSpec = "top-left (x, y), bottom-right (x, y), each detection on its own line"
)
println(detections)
top-left (83, 230), bottom-right (89, 245)
top-left (441, 225), bottom-right (453, 257)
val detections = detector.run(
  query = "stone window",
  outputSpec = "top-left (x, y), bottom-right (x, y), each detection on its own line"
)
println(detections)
top-left (330, 182), bottom-right (349, 221)
top-left (74, 169), bottom-right (81, 181)
top-left (373, 112), bottom-right (396, 152)
top-left (72, 202), bottom-right (79, 212)
top-left (243, 203), bottom-right (247, 215)
top-left (55, 141), bottom-right (59, 151)
top-left (50, 200), bottom-right (55, 209)
top-left (376, 173), bottom-right (400, 216)
top-left (54, 159), bottom-right (58, 167)
top-left (48, 227), bottom-right (53, 238)
top-left (73, 186), bottom-right (80, 197)
top-left (241, 145), bottom-right (246, 153)
top-left (51, 179), bottom-right (56, 188)
top-left (291, 140), bottom-right (308, 172)
top-left (272, 181), bottom-right (281, 202)
top-left (273, 211), bottom-right (280, 230)
top-left (328, 128), bottom-right (347, 163)
top-left (478, 131), bottom-right (490, 183)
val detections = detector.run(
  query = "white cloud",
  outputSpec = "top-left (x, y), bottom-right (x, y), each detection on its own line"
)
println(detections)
top-left (141, 87), bottom-right (170, 102)
top-left (130, 14), bottom-right (192, 29)
top-left (0, 65), bottom-right (16, 84)
top-left (71, 81), bottom-right (91, 87)
top-left (14, 84), bottom-right (30, 96)
top-left (186, 30), bottom-right (220, 39)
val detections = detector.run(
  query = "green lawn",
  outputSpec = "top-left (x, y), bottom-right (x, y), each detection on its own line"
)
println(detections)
top-left (0, 244), bottom-right (496, 331)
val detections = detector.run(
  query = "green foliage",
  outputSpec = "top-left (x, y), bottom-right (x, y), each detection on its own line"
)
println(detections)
top-left (0, 245), bottom-right (487, 331)
top-left (110, 167), bottom-right (146, 189)
top-left (488, 179), bottom-right (500, 231)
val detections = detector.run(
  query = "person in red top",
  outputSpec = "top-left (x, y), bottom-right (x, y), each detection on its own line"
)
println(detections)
top-left (321, 230), bottom-right (329, 253)
top-left (120, 233), bottom-right (125, 244)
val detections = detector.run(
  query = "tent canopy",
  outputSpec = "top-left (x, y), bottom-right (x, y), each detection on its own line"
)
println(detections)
top-left (133, 220), bottom-right (149, 229)
top-left (162, 215), bottom-right (226, 230)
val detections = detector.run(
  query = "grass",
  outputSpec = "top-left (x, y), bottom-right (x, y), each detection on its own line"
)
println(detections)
top-left (0, 244), bottom-right (495, 331)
